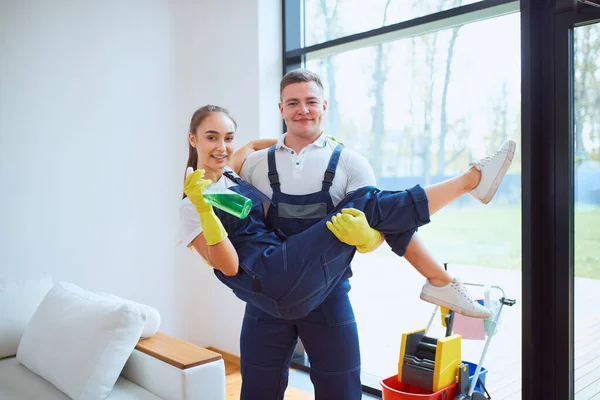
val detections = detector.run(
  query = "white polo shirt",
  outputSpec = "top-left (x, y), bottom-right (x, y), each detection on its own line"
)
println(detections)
top-left (240, 133), bottom-right (376, 210)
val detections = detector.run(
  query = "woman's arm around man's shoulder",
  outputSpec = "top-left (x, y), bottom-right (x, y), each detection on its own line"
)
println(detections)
top-left (229, 139), bottom-right (277, 174)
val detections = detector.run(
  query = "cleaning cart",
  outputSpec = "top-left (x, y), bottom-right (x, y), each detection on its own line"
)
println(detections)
top-left (452, 283), bottom-right (515, 400)
top-left (381, 281), bottom-right (516, 400)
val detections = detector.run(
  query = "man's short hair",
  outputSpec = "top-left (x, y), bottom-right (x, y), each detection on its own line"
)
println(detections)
top-left (280, 69), bottom-right (324, 99)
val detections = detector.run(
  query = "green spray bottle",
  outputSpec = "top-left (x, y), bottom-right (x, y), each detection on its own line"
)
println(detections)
top-left (187, 167), bottom-right (252, 219)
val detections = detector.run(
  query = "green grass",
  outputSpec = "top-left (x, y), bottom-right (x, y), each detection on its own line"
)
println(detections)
top-left (372, 204), bottom-right (600, 279)
top-left (574, 206), bottom-right (600, 278)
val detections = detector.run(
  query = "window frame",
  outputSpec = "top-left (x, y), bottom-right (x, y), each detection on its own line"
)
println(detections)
top-left (282, 0), bottom-right (600, 398)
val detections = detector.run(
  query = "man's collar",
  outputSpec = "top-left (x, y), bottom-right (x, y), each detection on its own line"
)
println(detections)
top-left (274, 134), bottom-right (286, 150)
top-left (276, 132), bottom-right (327, 151)
top-left (313, 132), bottom-right (327, 148)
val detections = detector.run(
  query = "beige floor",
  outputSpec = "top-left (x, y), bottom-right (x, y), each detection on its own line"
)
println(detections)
top-left (348, 253), bottom-right (600, 399)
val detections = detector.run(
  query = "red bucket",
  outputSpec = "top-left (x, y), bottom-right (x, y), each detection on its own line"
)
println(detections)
top-left (381, 375), bottom-right (457, 400)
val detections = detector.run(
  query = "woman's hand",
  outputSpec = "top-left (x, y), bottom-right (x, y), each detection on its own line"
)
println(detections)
top-left (184, 168), bottom-right (212, 214)
top-left (184, 167), bottom-right (228, 246)
top-left (229, 139), bottom-right (278, 174)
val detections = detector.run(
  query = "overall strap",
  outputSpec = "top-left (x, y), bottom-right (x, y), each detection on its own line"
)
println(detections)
top-left (321, 144), bottom-right (344, 191)
top-left (222, 170), bottom-right (273, 205)
top-left (267, 145), bottom-right (281, 194)
top-left (223, 170), bottom-right (243, 184)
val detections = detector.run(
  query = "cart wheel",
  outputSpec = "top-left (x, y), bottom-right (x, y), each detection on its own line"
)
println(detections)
top-left (456, 392), bottom-right (489, 400)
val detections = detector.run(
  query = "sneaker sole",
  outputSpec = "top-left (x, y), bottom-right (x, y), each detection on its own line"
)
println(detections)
top-left (481, 139), bottom-right (516, 204)
top-left (420, 292), bottom-right (491, 319)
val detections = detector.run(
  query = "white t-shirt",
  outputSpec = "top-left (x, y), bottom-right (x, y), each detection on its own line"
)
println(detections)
top-left (240, 133), bottom-right (376, 210)
top-left (179, 168), bottom-right (240, 247)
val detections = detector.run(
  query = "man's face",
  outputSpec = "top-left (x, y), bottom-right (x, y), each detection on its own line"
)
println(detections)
top-left (279, 81), bottom-right (327, 140)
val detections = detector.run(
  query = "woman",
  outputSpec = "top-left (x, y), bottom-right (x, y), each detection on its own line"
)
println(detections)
top-left (180, 105), bottom-right (515, 319)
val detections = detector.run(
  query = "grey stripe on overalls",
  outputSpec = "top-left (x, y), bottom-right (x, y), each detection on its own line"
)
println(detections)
top-left (277, 202), bottom-right (328, 219)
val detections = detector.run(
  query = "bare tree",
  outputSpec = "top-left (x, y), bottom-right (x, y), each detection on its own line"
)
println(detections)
top-left (419, 0), bottom-right (445, 185)
top-left (422, 34), bottom-right (436, 185)
top-left (489, 80), bottom-right (509, 152)
top-left (575, 26), bottom-right (591, 164)
top-left (319, 0), bottom-right (339, 138)
top-left (574, 25), bottom-right (600, 164)
top-left (409, 37), bottom-right (419, 176)
top-left (369, 0), bottom-right (393, 181)
top-left (437, 0), bottom-right (463, 175)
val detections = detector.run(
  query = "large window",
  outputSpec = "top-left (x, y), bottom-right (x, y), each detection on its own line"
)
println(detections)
top-left (306, 11), bottom-right (522, 392)
top-left (574, 21), bottom-right (600, 400)
top-left (286, 0), bottom-right (523, 397)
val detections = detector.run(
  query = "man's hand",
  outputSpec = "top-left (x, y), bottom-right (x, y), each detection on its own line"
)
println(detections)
top-left (326, 208), bottom-right (382, 253)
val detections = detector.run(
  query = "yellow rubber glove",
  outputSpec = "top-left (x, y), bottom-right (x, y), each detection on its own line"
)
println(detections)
top-left (184, 168), bottom-right (228, 246)
top-left (326, 208), bottom-right (382, 253)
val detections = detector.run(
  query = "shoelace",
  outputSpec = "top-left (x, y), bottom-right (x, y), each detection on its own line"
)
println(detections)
top-left (470, 147), bottom-right (505, 170)
top-left (452, 282), bottom-right (477, 305)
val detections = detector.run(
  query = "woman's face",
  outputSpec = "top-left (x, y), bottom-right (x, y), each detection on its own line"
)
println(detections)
top-left (189, 112), bottom-right (236, 178)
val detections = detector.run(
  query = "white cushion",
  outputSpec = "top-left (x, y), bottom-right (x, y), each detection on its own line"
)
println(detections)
top-left (0, 356), bottom-right (70, 400)
top-left (99, 293), bottom-right (161, 339)
top-left (0, 356), bottom-right (161, 400)
top-left (0, 275), bottom-right (54, 359)
top-left (107, 377), bottom-right (162, 400)
top-left (16, 282), bottom-right (147, 400)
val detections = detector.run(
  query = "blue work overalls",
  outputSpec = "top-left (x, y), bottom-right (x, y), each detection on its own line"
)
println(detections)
top-left (212, 167), bottom-right (426, 321)
top-left (237, 144), bottom-right (428, 400)
top-left (208, 149), bottom-right (430, 399)
top-left (212, 149), bottom-right (356, 321)
top-left (240, 144), bottom-right (361, 400)
top-left (214, 170), bottom-right (429, 319)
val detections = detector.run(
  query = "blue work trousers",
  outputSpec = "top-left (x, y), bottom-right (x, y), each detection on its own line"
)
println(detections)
top-left (240, 280), bottom-right (360, 400)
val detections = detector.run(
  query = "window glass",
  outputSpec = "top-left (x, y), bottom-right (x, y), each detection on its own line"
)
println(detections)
top-left (306, 12), bottom-right (523, 395)
top-left (573, 21), bottom-right (600, 400)
top-left (305, 0), bottom-right (482, 47)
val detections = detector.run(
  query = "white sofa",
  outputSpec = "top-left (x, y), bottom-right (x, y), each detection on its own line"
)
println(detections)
top-left (0, 277), bottom-right (226, 400)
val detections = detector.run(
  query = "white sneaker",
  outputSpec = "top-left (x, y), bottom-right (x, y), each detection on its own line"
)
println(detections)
top-left (420, 278), bottom-right (491, 319)
top-left (469, 139), bottom-right (516, 204)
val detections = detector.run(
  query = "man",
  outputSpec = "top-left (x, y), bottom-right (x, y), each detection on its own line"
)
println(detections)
top-left (239, 69), bottom-right (502, 399)
top-left (240, 69), bottom-right (370, 399)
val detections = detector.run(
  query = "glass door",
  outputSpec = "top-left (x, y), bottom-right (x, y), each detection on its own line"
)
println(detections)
top-left (573, 19), bottom-right (600, 400)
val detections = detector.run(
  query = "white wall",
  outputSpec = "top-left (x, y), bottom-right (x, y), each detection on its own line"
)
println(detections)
top-left (0, 0), bottom-right (282, 354)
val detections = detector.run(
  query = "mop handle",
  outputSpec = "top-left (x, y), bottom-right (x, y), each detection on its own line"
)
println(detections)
top-left (425, 305), bottom-right (439, 334)
top-left (468, 297), bottom-right (516, 396)
top-left (467, 301), bottom-right (504, 396)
